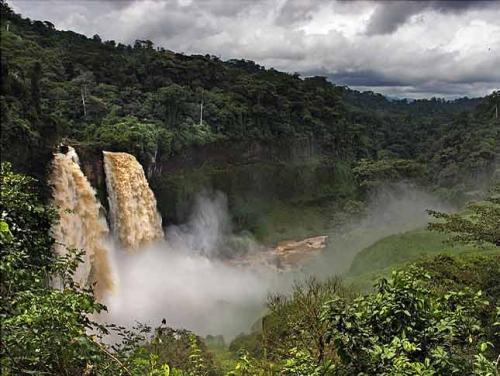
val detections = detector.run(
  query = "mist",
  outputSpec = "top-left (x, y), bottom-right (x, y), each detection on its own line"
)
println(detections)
top-left (101, 191), bottom-right (289, 339)
top-left (166, 190), bottom-right (264, 259)
top-left (305, 182), bottom-right (454, 276)
top-left (100, 184), bottom-right (452, 339)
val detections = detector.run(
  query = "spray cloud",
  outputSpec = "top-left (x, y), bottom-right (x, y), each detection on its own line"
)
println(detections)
top-left (102, 183), bottom-right (452, 338)
top-left (103, 191), bottom-right (284, 338)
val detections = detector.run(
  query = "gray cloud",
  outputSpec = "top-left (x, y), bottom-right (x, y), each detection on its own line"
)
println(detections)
top-left (275, 0), bottom-right (323, 26)
top-left (365, 1), bottom-right (422, 35)
top-left (8, 0), bottom-right (500, 99)
top-left (366, 0), bottom-right (497, 35)
top-left (431, 0), bottom-right (496, 12)
top-left (195, 0), bottom-right (256, 17)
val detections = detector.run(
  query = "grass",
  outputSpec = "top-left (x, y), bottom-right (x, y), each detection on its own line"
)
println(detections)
top-left (345, 228), bottom-right (500, 290)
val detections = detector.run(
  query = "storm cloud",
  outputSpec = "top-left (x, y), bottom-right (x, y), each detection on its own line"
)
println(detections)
top-left (9, 0), bottom-right (500, 98)
top-left (365, 0), bottom-right (496, 35)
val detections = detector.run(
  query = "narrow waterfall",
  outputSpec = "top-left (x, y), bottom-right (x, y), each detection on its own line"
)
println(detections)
top-left (103, 151), bottom-right (163, 250)
top-left (49, 146), bottom-right (113, 298)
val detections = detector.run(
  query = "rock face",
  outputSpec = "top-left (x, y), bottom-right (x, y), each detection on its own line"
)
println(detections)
top-left (75, 137), bottom-right (321, 225)
top-left (274, 235), bottom-right (328, 267)
top-left (225, 235), bottom-right (328, 270)
top-left (73, 144), bottom-right (108, 210)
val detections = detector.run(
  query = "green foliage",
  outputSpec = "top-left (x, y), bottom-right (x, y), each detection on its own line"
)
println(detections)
top-left (323, 266), bottom-right (497, 375)
top-left (225, 350), bottom-right (267, 376)
top-left (1, 162), bottom-right (107, 374)
top-left (88, 115), bottom-right (173, 157)
top-left (428, 185), bottom-right (500, 246)
top-left (280, 348), bottom-right (333, 376)
top-left (263, 277), bottom-right (353, 363)
top-left (187, 334), bottom-right (212, 376)
top-left (353, 158), bottom-right (425, 190)
top-left (414, 254), bottom-right (500, 308)
top-left (228, 252), bottom-right (499, 375)
top-left (229, 332), bottom-right (264, 359)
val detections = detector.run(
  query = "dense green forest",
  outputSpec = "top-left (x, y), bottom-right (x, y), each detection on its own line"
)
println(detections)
top-left (1, 0), bottom-right (498, 240)
top-left (1, 0), bottom-right (498, 189)
top-left (1, 1), bottom-right (500, 374)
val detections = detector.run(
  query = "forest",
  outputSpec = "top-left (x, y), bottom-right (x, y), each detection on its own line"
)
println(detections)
top-left (1, 1), bottom-right (500, 375)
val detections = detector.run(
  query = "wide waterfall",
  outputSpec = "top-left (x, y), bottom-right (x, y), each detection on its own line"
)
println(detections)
top-left (49, 146), bottom-right (114, 298)
top-left (103, 151), bottom-right (163, 250)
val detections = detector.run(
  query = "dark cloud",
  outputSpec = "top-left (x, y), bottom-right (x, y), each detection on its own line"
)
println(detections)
top-left (365, 2), bottom-right (423, 35)
top-left (365, 0), bottom-right (496, 35)
top-left (275, 0), bottom-right (323, 26)
top-left (326, 70), bottom-right (500, 98)
top-left (195, 0), bottom-right (256, 17)
top-left (7, 0), bottom-right (500, 99)
top-left (431, 0), bottom-right (495, 12)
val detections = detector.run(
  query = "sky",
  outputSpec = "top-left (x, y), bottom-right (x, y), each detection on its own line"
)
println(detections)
top-left (9, 0), bottom-right (500, 99)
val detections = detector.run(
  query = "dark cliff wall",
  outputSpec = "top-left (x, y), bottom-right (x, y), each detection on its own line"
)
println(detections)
top-left (74, 136), bottom-right (332, 227)
top-left (73, 144), bottom-right (108, 211)
top-left (155, 137), bottom-right (318, 173)
top-left (75, 136), bottom-right (320, 194)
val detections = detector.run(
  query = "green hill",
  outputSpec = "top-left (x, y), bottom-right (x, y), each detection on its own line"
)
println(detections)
top-left (1, 0), bottom-right (498, 193)
top-left (346, 228), bottom-right (500, 290)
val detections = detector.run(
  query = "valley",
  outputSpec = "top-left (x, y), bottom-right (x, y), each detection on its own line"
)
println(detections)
top-left (1, 1), bottom-right (499, 375)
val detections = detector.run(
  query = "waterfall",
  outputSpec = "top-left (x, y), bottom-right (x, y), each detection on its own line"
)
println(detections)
top-left (49, 146), bottom-right (114, 298)
top-left (103, 151), bottom-right (163, 250)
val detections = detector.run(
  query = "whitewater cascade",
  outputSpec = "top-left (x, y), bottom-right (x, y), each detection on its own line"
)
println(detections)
top-left (49, 147), bottom-right (114, 297)
top-left (103, 151), bottom-right (163, 250)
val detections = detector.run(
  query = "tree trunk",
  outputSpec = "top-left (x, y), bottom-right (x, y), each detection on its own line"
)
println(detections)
top-left (81, 86), bottom-right (87, 117)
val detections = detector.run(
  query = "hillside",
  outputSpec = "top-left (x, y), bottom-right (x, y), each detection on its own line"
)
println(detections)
top-left (345, 228), bottom-right (500, 289)
top-left (1, 1), bottom-right (500, 375)
top-left (1, 0), bottom-right (498, 192)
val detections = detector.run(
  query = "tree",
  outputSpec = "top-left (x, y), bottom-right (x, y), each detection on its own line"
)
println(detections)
top-left (72, 72), bottom-right (95, 118)
top-left (91, 115), bottom-right (172, 159)
top-left (323, 266), bottom-right (497, 375)
top-left (263, 277), bottom-right (352, 363)
top-left (145, 85), bottom-right (192, 128)
top-left (353, 157), bottom-right (425, 190)
top-left (428, 185), bottom-right (500, 246)
top-left (0, 162), bottom-right (106, 374)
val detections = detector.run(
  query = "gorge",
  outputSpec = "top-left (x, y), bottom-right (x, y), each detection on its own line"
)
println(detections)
top-left (49, 146), bottom-right (455, 338)
top-left (2, 1), bottom-right (499, 372)
top-left (50, 146), bottom-right (286, 337)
